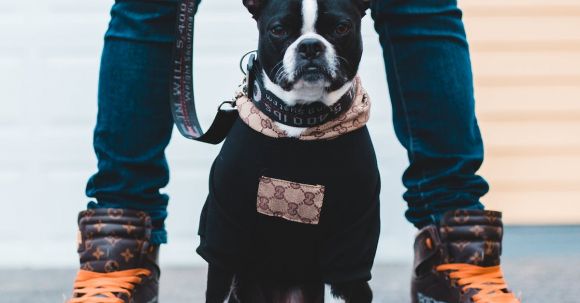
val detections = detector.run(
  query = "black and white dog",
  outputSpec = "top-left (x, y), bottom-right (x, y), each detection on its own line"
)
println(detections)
top-left (198, 0), bottom-right (379, 302)
top-left (249, 0), bottom-right (367, 137)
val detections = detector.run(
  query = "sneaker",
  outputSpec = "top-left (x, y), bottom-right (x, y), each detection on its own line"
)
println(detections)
top-left (68, 208), bottom-right (160, 303)
top-left (411, 209), bottom-right (520, 303)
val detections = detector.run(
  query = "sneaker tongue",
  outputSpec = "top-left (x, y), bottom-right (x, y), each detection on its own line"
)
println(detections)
top-left (439, 210), bottom-right (504, 266)
top-left (77, 208), bottom-right (152, 273)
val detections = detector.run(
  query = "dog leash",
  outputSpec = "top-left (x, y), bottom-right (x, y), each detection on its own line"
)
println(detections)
top-left (170, 0), bottom-right (239, 144)
top-left (169, 0), bottom-right (357, 143)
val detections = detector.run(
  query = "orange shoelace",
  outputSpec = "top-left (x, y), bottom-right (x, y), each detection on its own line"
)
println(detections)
top-left (68, 269), bottom-right (151, 303)
top-left (436, 263), bottom-right (520, 303)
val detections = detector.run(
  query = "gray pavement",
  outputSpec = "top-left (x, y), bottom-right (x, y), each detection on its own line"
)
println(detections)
top-left (2, 226), bottom-right (579, 302)
top-left (2, 259), bottom-right (579, 303)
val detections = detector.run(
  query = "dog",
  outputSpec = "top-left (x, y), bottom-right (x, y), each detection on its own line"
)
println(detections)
top-left (197, 0), bottom-right (379, 302)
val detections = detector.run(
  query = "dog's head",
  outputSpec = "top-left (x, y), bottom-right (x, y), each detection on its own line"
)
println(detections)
top-left (243, 0), bottom-right (369, 104)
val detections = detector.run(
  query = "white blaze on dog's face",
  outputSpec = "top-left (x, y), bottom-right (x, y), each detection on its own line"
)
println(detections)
top-left (244, 0), bottom-right (368, 106)
top-left (283, 0), bottom-right (336, 87)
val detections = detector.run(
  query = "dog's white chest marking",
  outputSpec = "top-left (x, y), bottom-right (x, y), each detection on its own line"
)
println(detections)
top-left (263, 73), bottom-right (354, 138)
top-left (324, 284), bottom-right (346, 303)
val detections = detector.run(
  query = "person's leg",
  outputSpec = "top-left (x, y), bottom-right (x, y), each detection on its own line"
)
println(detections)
top-left (70, 1), bottom-right (200, 302)
top-left (86, 0), bottom-right (188, 245)
top-left (371, 0), bottom-right (488, 229)
top-left (371, 1), bottom-right (520, 302)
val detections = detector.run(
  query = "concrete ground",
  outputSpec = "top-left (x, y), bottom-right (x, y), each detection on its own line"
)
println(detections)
top-left (2, 226), bottom-right (579, 303)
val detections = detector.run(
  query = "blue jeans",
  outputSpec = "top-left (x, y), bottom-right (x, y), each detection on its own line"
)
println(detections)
top-left (86, 0), bottom-right (488, 245)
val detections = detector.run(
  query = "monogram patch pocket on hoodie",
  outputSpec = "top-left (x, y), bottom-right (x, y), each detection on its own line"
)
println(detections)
top-left (256, 176), bottom-right (325, 225)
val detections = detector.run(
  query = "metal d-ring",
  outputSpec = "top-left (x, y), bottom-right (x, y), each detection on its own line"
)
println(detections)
top-left (239, 50), bottom-right (257, 75)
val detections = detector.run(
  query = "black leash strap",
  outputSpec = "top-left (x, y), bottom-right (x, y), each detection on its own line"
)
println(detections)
top-left (170, 0), bottom-right (239, 144)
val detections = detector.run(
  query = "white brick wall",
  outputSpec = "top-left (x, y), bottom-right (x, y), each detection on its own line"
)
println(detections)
top-left (0, 0), bottom-right (412, 267)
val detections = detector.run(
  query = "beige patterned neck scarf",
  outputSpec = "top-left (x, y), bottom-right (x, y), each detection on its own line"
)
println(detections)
top-left (236, 77), bottom-right (370, 141)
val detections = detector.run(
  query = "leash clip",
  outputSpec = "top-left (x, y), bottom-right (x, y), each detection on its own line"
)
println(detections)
top-left (246, 54), bottom-right (257, 98)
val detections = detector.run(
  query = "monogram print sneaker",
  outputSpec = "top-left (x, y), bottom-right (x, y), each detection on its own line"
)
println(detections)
top-left (68, 208), bottom-right (160, 303)
top-left (411, 210), bottom-right (520, 303)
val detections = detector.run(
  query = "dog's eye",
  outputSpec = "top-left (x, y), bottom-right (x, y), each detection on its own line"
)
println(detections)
top-left (335, 23), bottom-right (351, 35)
top-left (270, 26), bottom-right (288, 37)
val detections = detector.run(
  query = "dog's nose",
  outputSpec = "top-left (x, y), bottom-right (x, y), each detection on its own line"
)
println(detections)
top-left (297, 38), bottom-right (326, 59)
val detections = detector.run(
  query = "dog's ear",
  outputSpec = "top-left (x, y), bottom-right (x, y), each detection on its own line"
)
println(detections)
top-left (243, 0), bottom-right (265, 19)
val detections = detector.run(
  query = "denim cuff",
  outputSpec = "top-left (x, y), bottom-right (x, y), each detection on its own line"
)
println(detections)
top-left (151, 229), bottom-right (168, 245)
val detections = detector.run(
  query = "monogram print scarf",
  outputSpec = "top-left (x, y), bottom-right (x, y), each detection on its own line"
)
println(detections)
top-left (236, 77), bottom-right (371, 141)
